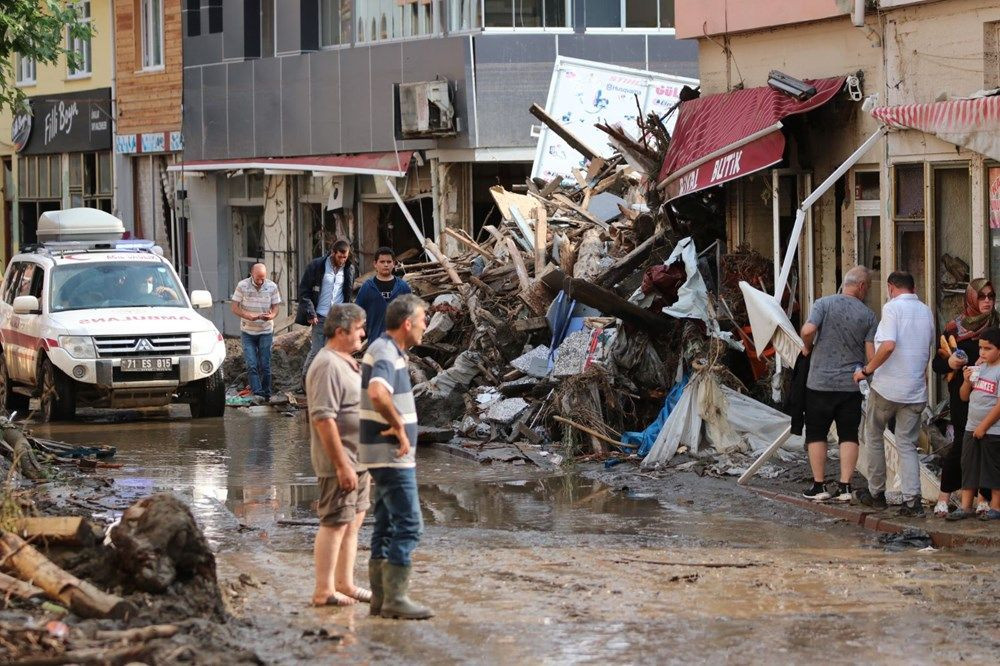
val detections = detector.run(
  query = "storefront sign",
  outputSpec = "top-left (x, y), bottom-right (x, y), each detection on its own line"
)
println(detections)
top-left (21, 88), bottom-right (111, 155)
top-left (115, 131), bottom-right (184, 155)
top-left (989, 167), bottom-right (1000, 230)
top-left (665, 131), bottom-right (786, 202)
top-left (11, 110), bottom-right (32, 152)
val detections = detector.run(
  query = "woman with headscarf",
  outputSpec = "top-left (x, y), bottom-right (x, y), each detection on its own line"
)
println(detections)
top-left (932, 278), bottom-right (998, 516)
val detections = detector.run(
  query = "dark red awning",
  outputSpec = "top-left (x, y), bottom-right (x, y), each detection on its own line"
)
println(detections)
top-left (657, 77), bottom-right (846, 201)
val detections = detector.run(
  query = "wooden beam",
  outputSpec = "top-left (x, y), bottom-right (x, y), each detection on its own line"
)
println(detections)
top-left (594, 228), bottom-right (667, 288)
top-left (17, 517), bottom-right (102, 547)
top-left (513, 316), bottom-right (549, 332)
top-left (441, 227), bottom-right (495, 260)
top-left (540, 268), bottom-right (672, 333)
top-left (504, 237), bottom-right (532, 294)
top-left (529, 103), bottom-right (602, 161)
top-left (534, 208), bottom-right (547, 276)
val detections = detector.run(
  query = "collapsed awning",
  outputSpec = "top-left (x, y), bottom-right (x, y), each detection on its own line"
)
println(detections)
top-left (166, 151), bottom-right (413, 177)
top-left (871, 95), bottom-right (1000, 161)
top-left (657, 77), bottom-right (846, 201)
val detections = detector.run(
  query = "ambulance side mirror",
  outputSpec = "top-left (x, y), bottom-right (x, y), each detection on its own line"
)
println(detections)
top-left (12, 295), bottom-right (40, 315)
top-left (190, 290), bottom-right (212, 309)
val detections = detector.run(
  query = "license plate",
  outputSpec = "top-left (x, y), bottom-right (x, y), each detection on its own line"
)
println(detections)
top-left (121, 357), bottom-right (172, 372)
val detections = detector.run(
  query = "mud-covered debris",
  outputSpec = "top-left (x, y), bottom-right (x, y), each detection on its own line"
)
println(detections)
top-left (487, 398), bottom-right (531, 425)
top-left (877, 527), bottom-right (933, 552)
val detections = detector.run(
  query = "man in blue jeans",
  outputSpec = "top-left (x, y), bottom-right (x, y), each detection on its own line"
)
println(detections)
top-left (231, 263), bottom-right (282, 401)
top-left (359, 294), bottom-right (433, 620)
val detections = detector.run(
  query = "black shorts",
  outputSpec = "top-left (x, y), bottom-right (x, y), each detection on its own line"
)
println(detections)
top-left (961, 432), bottom-right (1000, 490)
top-left (804, 389), bottom-right (863, 444)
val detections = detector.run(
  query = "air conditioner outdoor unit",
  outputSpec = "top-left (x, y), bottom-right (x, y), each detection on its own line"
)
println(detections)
top-left (398, 80), bottom-right (456, 138)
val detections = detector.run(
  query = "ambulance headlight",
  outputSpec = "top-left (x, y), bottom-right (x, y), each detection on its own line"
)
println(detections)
top-left (59, 336), bottom-right (96, 359)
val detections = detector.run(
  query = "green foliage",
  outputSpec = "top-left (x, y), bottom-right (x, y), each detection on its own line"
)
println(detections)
top-left (0, 1), bottom-right (94, 113)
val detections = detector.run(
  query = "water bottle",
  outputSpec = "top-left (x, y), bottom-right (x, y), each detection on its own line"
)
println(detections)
top-left (856, 365), bottom-right (870, 397)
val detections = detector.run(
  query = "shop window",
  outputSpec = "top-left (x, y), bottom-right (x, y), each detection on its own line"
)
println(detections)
top-left (141, 0), bottom-right (165, 69)
top-left (261, 0), bottom-right (275, 57)
top-left (68, 151), bottom-right (113, 212)
top-left (185, 0), bottom-right (201, 37)
top-left (232, 207), bottom-right (265, 287)
top-left (67, 1), bottom-right (92, 78)
top-left (893, 164), bottom-right (925, 300)
top-left (934, 167), bottom-right (971, 328)
top-left (355, 0), bottom-right (439, 42)
top-left (16, 54), bottom-right (36, 86)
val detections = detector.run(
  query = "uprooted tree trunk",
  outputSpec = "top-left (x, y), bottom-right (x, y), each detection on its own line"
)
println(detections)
top-left (0, 531), bottom-right (135, 619)
top-left (110, 493), bottom-right (223, 613)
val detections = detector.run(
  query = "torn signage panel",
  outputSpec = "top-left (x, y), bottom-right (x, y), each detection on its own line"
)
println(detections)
top-left (657, 77), bottom-right (845, 201)
top-left (871, 94), bottom-right (1000, 161)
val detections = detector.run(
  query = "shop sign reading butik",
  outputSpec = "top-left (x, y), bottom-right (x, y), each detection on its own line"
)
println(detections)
top-left (18, 88), bottom-right (112, 155)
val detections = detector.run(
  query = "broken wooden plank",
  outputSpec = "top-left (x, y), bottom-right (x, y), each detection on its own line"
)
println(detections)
top-left (441, 227), bottom-right (495, 261)
top-left (540, 268), bottom-right (671, 333)
top-left (513, 316), bottom-right (549, 332)
top-left (534, 208), bottom-right (548, 276)
top-left (551, 193), bottom-right (607, 230)
top-left (529, 103), bottom-right (602, 161)
top-left (504, 237), bottom-right (532, 294)
top-left (553, 416), bottom-right (638, 451)
top-left (0, 532), bottom-right (134, 619)
top-left (0, 570), bottom-right (45, 599)
top-left (17, 517), bottom-right (103, 547)
top-left (508, 204), bottom-right (536, 252)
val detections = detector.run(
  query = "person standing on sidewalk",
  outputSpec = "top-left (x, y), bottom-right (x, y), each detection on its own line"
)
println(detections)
top-left (949, 326), bottom-right (1000, 521)
top-left (931, 279), bottom-right (997, 516)
top-left (359, 294), bottom-right (434, 620)
top-left (298, 240), bottom-right (356, 383)
top-left (231, 263), bottom-right (281, 401)
top-left (354, 247), bottom-right (412, 342)
top-left (306, 304), bottom-right (371, 606)
top-left (799, 266), bottom-right (877, 501)
top-left (853, 271), bottom-right (935, 517)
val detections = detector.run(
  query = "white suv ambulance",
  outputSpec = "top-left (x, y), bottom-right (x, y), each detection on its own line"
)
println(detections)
top-left (0, 208), bottom-right (227, 421)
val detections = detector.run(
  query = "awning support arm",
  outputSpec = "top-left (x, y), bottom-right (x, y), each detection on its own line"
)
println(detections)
top-left (773, 126), bottom-right (887, 299)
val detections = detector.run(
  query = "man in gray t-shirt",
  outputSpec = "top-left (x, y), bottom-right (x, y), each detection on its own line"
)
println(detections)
top-left (799, 266), bottom-right (877, 502)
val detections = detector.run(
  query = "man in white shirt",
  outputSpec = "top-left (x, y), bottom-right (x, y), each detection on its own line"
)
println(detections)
top-left (852, 271), bottom-right (935, 516)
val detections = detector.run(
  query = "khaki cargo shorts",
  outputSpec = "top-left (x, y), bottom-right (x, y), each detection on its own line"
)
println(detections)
top-left (316, 471), bottom-right (371, 526)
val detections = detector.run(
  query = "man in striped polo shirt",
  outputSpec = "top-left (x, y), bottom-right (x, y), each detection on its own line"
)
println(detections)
top-left (231, 263), bottom-right (282, 401)
top-left (360, 294), bottom-right (433, 620)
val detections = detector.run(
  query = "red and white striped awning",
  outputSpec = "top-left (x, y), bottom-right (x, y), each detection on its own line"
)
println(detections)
top-left (871, 96), bottom-right (1000, 161)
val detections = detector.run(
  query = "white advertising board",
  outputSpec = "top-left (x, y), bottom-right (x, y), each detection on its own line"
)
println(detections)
top-left (531, 56), bottom-right (699, 183)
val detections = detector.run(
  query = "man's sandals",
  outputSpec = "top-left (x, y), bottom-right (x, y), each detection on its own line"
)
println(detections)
top-left (311, 588), bottom-right (371, 607)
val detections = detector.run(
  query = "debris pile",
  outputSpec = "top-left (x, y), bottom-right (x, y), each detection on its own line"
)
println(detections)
top-left (394, 109), bottom-right (785, 468)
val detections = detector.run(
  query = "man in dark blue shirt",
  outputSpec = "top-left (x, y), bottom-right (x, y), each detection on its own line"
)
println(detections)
top-left (354, 247), bottom-right (412, 342)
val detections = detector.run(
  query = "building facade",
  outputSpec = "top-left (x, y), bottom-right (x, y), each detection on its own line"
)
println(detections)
top-left (113, 0), bottom-right (186, 275)
top-left (177, 0), bottom-right (698, 334)
top-left (673, 0), bottom-right (1000, 331)
top-left (1, 0), bottom-right (114, 264)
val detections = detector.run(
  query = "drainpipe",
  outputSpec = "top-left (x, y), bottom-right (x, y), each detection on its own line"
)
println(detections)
top-left (852, 0), bottom-right (865, 27)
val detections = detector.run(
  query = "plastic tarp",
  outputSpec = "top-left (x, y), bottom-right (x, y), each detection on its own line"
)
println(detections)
top-left (739, 281), bottom-right (804, 367)
top-left (623, 375), bottom-right (689, 457)
top-left (659, 237), bottom-right (711, 323)
top-left (641, 373), bottom-right (803, 468)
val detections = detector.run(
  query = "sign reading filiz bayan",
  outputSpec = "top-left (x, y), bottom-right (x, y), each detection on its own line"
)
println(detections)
top-left (10, 88), bottom-right (112, 155)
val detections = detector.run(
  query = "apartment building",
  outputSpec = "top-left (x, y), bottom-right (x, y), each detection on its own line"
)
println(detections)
top-left (174, 0), bottom-right (697, 334)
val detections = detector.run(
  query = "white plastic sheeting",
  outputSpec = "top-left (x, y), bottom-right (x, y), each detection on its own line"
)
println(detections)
top-left (640, 372), bottom-right (804, 468)
top-left (739, 281), bottom-right (804, 367)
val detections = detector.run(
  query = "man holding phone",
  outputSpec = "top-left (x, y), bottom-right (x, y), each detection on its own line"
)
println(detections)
top-left (231, 263), bottom-right (282, 401)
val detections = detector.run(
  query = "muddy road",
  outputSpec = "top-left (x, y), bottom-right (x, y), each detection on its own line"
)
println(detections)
top-left (32, 408), bottom-right (1000, 664)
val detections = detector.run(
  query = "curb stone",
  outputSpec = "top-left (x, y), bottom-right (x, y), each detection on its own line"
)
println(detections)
top-left (749, 487), bottom-right (1000, 550)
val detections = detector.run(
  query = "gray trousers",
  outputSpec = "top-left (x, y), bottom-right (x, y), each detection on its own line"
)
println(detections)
top-left (864, 389), bottom-right (925, 501)
top-left (301, 317), bottom-right (325, 380)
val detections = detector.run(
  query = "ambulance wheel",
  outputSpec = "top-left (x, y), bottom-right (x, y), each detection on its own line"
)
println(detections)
top-left (190, 369), bottom-right (225, 418)
top-left (40, 357), bottom-right (76, 422)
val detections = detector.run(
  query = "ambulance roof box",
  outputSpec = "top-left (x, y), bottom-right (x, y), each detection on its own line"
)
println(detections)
top-left (37, 208), bottom-right (126, 243)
